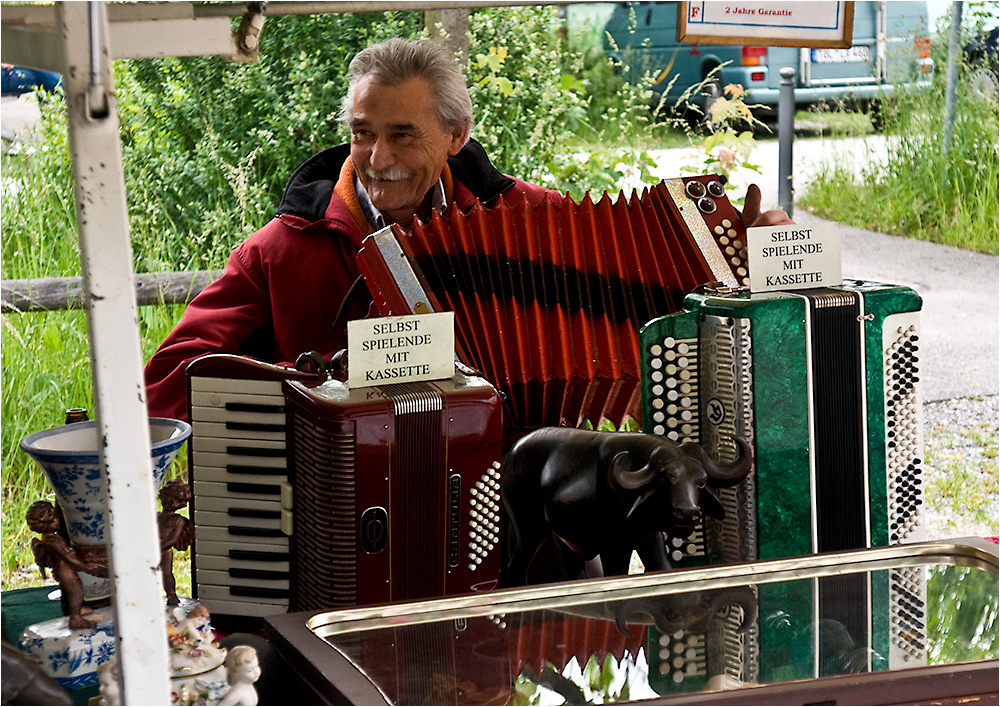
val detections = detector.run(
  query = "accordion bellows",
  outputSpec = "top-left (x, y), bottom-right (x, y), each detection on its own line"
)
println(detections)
top-left (359, 177), bottom-right (749, 430)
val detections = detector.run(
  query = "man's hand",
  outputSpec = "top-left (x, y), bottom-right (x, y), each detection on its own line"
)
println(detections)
top-left (740, 184), bottom-right (794, 227)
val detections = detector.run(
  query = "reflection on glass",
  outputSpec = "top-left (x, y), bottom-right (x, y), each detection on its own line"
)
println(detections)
top-left (928, 564), bottom-right (1000, 663)
top-left (512, 651), bottom-right (658, 705)
top-left (320, 564), bottom-right (999, 705)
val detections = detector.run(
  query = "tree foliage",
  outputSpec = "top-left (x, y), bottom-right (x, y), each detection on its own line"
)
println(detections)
top-left (116, 11), bottom-right (425, 271)
top-left (102, 7), bottom-right (655, 273)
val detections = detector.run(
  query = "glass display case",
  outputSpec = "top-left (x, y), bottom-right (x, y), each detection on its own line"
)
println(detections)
top-left (265, 538), bottom-right (998, 705)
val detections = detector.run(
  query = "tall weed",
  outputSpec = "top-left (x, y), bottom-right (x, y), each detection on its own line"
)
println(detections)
top-left (1, 304), bottom-right (187, 582)
top-left (2, 97), bottom-right (77, 278)
top-left (801, 54), bottom-right (999, 254)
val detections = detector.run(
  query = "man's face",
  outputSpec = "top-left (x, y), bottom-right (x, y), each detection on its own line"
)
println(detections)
top-left (350, 75), bottom-right (468, 227)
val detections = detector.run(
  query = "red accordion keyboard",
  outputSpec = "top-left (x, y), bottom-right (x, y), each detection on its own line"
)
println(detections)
top-left (358, 176), bottom-right (749, 431)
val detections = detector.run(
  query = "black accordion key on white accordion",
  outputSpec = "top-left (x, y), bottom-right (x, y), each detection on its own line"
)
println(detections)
top-left (187, 355), bottom-right (323, 618)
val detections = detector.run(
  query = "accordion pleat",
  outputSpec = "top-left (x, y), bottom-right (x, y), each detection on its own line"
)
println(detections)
top-left (401, 182), bottom-right (722, 430)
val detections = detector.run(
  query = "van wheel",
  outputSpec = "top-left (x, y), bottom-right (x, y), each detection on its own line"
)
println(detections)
top-left (969, 67), bottom-right (999, 102)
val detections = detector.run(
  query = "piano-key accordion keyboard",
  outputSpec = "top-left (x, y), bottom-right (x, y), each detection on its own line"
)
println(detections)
top-left (358, 176), bottom-right (750, 431)
top-left (187, 356), bottom-right (314, 618)
top-left (639, 281), bottom-right (927, 691)
top-left (187, 355), bottom-right (503, 618)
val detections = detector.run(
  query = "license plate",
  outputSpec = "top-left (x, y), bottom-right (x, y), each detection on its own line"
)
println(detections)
top-left (811, 46), bottom-right (871, 63)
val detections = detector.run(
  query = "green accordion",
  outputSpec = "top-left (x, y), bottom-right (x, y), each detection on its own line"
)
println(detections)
top-left (640, 280), bottom-right (927, 690)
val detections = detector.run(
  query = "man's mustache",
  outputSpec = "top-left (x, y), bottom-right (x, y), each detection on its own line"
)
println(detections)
top-left (364, 167), bottom-right (415, 181)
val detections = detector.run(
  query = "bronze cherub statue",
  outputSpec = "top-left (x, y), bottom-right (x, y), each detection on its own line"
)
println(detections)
top-left (26, 501), bottom-right (104, 629)
top-left (158, 479), bottom-right (195, 605)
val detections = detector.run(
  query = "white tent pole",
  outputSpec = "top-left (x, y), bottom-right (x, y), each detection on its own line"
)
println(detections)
top-left (59, 2), bottom-right (170, 703)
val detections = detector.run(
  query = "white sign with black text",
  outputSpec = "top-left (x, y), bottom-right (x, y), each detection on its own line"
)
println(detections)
top-left (678, 1), bottom-right (854, 48)
top-left (348, 312), bottom-right (455, 388)
top-left (746, 223), bottom-right (843, 293)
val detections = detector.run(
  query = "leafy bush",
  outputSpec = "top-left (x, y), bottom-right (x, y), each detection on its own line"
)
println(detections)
top-left (801, 72), bottom-right (998, 254)
top-left (468, 5), bottom-right (672, 197)
top-left (468, 8), bottom-right (590, 191)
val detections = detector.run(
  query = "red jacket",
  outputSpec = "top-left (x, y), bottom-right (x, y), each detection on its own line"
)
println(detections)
top-left (144, 140), bottom-right (560, 420)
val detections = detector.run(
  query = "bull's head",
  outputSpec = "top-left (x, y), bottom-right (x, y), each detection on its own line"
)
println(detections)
top-left (609, 437), bottom-right (753, 538)
top-left (612, 586), bottom-right (759, 636)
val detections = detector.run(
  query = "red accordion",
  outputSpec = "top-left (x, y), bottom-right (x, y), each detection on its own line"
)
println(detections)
top-left (283, 374), bottom-right (503, 612)
top-left (358, 176), bottom-right (749, 430)
top-left (187, 356), bottom-right (504, 618)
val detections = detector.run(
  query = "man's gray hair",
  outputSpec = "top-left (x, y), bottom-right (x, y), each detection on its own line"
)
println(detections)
top-left (340, 38), bottom-right (474, 141)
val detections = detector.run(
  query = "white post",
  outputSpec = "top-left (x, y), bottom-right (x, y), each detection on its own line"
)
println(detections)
top-left (59, 2), bottom-right (170, 703)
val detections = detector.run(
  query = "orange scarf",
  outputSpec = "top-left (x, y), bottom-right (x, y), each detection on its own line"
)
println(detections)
top-left (334, 157), bottom-right (455, 235)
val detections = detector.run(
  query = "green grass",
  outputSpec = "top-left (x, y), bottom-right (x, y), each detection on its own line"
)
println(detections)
top-left (800, 83), bottom-right (999, 255)
top-left (925, 421), bottom-right (1000, 533)
top-left (1, 304), bottom-right (189, 589)
top-left (792, 106), bottom-right (875, 138)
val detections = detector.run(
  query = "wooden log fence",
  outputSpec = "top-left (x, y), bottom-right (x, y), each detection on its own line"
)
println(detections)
top-left (1, 270), bottom-right (223, 313)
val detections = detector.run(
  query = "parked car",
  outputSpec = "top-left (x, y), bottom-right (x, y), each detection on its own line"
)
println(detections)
top-left (1, 63), bottom-right (62, 96)
top-left (604, 1), bottom-right (934, 119)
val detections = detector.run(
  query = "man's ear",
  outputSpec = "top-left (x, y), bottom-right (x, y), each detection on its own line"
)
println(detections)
top-left (449, 124), bottom-right (470, 155)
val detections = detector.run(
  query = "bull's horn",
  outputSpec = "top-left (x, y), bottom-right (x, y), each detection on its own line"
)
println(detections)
top-left (703, 437), bottom-right (753, 487)
top-left (710, 586), bottom-right (758, 633)
top-left (609, 451), bottom-right (656, 491)
top-left (614, 604), bottom-right (653, 636)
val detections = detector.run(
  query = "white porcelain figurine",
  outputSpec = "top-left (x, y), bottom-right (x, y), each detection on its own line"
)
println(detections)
top-left (215, 646), bottom-right (260, 706)
top-left (96, 660), bottom-right (120, 706)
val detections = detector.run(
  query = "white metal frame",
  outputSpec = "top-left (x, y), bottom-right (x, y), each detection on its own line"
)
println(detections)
top-left (2, 3), bottom-right (262, 702)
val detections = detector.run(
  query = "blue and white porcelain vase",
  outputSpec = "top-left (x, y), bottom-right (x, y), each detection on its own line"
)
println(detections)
top-left (19, 417), bottom-right (192, 599)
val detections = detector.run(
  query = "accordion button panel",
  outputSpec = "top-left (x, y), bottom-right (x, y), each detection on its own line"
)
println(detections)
top-left (657, 631), bottom-right (707, 685)
top-left (882, 311), bottom-right (927, 669)
top-left (882, 315), bottom-right (925, 545)
top-left (647, 336), bottom-right (700, 443)
top-left (466, 462), bottom-right (502, 572)
top-left (665, 178), bottom-right (740, 288)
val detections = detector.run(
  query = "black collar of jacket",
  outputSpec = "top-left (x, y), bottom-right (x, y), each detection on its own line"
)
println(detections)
top-left (276, 138), bottom-right (515, 223)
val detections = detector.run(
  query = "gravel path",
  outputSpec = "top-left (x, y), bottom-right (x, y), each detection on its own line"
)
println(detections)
top-left (922, 395), bottom-right (999, 540)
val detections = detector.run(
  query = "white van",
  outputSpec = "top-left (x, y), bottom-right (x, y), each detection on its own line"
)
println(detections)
top-left (604, 1), bottom-right (934, 116)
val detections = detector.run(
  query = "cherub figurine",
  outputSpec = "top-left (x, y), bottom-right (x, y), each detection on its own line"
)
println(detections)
top-left (96, 660), bottom-right (121, 705)
top-left (215, 645), bottom-right (260, 706)
top-left (158, 479), bottom-right (195, 605)
top-left (175, 604), bottom-right (213, 648)
top-left (26, 501), bottom-right (100, 629)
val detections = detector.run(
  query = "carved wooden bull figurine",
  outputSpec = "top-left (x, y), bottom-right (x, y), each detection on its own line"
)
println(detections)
top-left (500, 428), bottom-right (753, 587)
